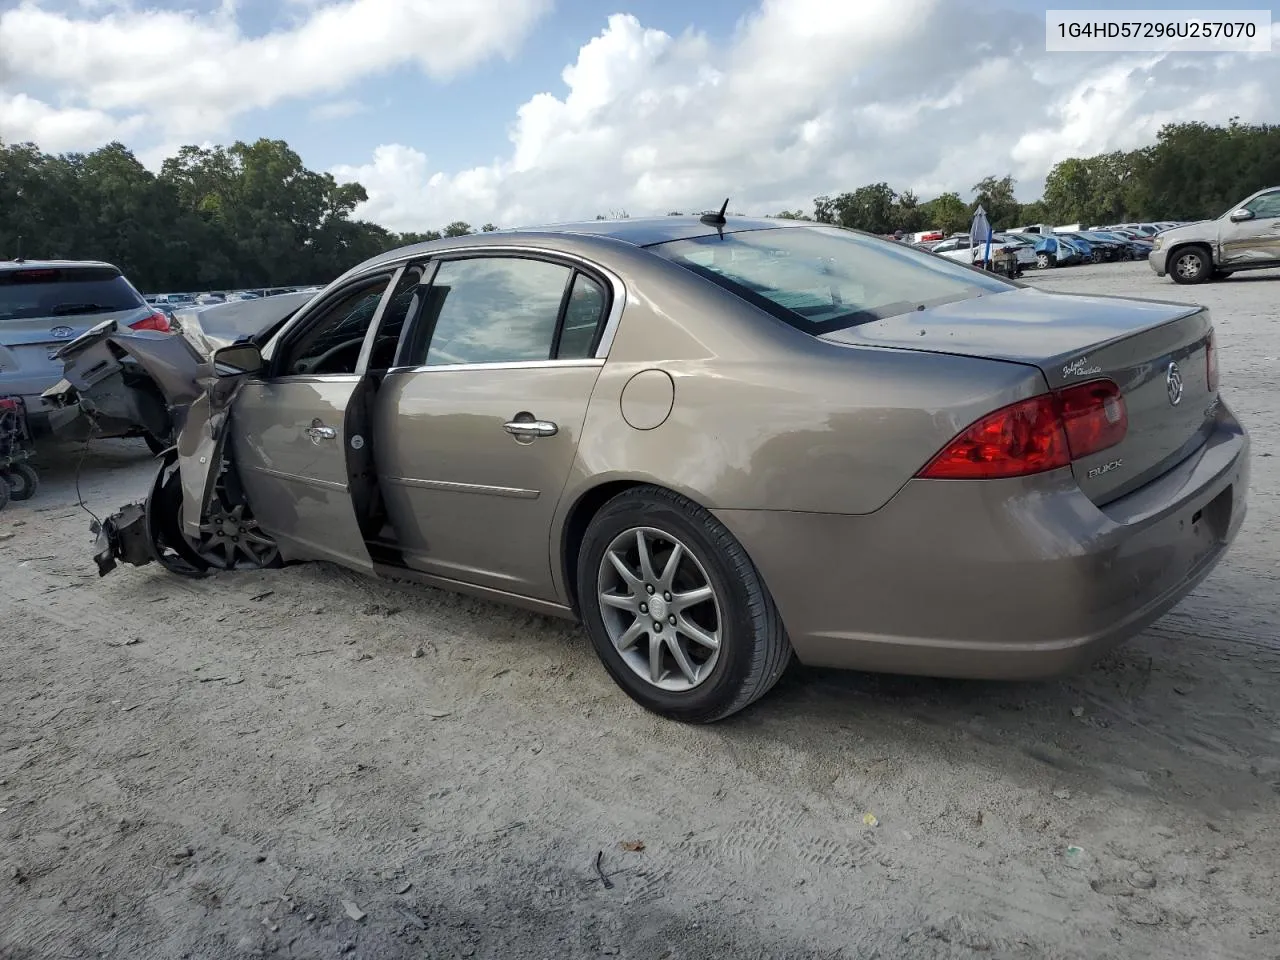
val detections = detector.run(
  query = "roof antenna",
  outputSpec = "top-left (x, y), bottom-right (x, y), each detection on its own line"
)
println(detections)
top-left (700, 198), bottom-right (729, 227)
top-left (15, 235), bottom-right (24, 263)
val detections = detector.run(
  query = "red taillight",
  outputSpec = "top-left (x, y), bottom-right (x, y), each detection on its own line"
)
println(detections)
top-left (1057, 379), bottom-right (1127, 458)
top-left (128, 310), bottom-right (171, 333)
top-left (917, 394), bottom-right (1069, 479)
top-left (918, 378), bottom-right (1127, 480)
top-left (1205, 329), bottom-right (1218, 393)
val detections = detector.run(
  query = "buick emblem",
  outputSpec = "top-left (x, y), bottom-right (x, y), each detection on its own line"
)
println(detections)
top-left (49, 325), bottom-right (74, 339)
top-left (1166, 361), bottom-right (1183, 406)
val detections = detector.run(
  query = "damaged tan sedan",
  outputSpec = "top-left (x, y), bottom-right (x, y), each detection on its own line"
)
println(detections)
top-left (48, 215), bottom-right (1249, 722)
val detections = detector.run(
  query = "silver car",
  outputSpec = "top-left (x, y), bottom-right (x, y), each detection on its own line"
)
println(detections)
top-left (52, 217), bottom-right (1249, 722)
top-left (1149, 186), bottom-right (1280, 283)
top-left (1, 259), bottom-right (172, 444)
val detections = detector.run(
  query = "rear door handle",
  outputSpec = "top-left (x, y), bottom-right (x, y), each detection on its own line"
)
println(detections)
top-left (503, 418), bottom-right (558, 438)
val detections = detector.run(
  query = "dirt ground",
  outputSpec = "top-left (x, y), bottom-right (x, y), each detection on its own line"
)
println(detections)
top-left (2, 261), bottom-right (1278, 960)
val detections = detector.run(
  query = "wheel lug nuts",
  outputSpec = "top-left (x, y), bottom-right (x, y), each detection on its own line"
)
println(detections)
top-left (652, 622), bottom-right (662, 632)
top-left (669, 615), bottom-right (676, 625)
top-left (639, 603), bottom-right (648, 614)
top-left (646, 584), bottom-right (655, 595)
top-left (663, 591), bottom-right (672, 601)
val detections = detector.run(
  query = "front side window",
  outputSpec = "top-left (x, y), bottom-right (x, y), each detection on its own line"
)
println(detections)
top-left (368, 267), bottom-right (423, 370)
top-left (653, 226), bottom-right (1010, 334)
top-left (417, 257), bottom-right (573, 366)
top-left (1244, 190), bottom-right (1280, 219)
top-left (279, 279), bottom-right (389, 376)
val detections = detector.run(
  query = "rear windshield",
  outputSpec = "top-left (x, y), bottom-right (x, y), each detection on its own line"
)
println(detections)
top-left (0, 267), bottom-right (145, 321)
top-left (652, 225), bottom-right (1012, 333)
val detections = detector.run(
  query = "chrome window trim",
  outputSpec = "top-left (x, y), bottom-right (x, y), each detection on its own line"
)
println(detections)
top-left (383, 358), bottom-right (604, 375)
top-left (332, 243), bottom-right (628, 362)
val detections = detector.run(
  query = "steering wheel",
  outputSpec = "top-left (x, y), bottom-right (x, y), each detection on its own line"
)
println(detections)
top-left (299, 338), bottom-right (363, 375)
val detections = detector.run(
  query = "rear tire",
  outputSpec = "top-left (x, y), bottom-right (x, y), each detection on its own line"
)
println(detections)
top-left (1036, 253), bottom-right (1052, 269)
top-left (4, 463), bottom-right (38, 501)
top-left (577, 486), bottom-right (792, 723)
top-left (1171, 246), bottom-right (1212, 284)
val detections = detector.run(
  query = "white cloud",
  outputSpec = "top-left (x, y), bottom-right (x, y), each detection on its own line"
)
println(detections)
top-left (0, 0), bottom-right (550, 146)
top-left (309, 98), bottom-right (367, 122)
top-left (3, 1), bottom-right (1276, 231)
top-left (0, 92), bottom-right (145, 151)
top-left (332, 5), bottom-right (1280, 232)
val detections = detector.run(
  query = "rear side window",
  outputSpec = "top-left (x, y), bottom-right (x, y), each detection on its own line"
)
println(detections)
top-left (652, 226), bottom-right (1011, 335)
top-left (555, 273), bottom-right (607, 359)
top-left (0, 267), bottom-right (145, 321)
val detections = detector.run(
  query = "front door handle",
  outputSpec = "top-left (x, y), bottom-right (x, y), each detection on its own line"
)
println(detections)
top-left (503, 418), bottom-right (558, 439)
top-left (305, 419), bottom-right (337, 444)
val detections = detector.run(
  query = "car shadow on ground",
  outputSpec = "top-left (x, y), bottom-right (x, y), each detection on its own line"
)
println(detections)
top-left (704, 632), bottom-right (1278, 817)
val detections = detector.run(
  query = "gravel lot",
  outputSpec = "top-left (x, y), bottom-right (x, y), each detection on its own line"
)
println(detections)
top-left (2, 262), bottom-right (1278, 960)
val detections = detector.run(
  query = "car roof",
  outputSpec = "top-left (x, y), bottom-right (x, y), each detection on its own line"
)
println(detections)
top-left (0, 258), bottom-right (120, 273)
top-left (345, 216), bottom-right (793, 276)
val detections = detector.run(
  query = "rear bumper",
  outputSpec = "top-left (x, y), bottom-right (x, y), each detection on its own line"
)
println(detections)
top-left (715, 402), bottom-right (1249, 680)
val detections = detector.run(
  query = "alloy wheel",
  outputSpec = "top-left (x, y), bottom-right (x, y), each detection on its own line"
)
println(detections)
top-left (1175, 252), bottom-right (1204, 280)
top-left (596, 527), bottom-right (722, 692)
top-left (193, 468), bottom-right (280, 570)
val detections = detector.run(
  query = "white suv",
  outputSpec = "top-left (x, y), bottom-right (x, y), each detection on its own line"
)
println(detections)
top-left (1148, 187), bottom-right (1280, 284)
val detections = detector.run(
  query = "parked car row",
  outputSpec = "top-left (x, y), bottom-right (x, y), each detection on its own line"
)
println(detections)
top-left (910, 229), bottom-right (1149, 271)
top-left (145, 285), bottom-right (322, 308)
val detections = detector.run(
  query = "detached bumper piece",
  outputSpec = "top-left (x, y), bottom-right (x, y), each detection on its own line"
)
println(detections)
top-left (91, 503), bottom-right (155, 577)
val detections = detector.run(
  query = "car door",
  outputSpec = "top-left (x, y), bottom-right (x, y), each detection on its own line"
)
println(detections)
top-left (1220, 189), bottom-right (1280, 266)
top-left (227, 270), bottom-right (403, 573)
top-left (373, 252), bottom-right (616, 602)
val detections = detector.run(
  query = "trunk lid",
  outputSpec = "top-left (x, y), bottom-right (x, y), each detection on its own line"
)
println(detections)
top-left (821, 287), bottom-right (1217, 504)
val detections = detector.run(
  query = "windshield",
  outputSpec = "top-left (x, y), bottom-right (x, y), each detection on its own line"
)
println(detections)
top-left (0, 267), bottom-right (145, 321)
top-left (652, 226), bottom-right (1012, 333)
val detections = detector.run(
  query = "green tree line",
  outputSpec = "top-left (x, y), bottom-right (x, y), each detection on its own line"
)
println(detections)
top-left (0, 138), bottom-right (493, 292)
top-left (793, 119), bottom-right (1280, 236)
top-left (2, 119), bottom-right (1276, 291)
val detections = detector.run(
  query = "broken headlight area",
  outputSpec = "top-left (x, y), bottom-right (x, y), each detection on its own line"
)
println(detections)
top-left (91, 503), bottom-right (153, 577)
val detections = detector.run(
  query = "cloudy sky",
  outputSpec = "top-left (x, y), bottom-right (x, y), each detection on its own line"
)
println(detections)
top-left (1, 0), bottom-right (1276, 231)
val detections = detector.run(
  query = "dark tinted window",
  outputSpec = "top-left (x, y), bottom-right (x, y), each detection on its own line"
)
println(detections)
top-left (555, 273), bottom-right (607, 359)
top-left (653, 226), bottom-right (1011, 334)
top-left (280, 279), bottom-right (389, 376)
top-left (369, 267), bottom-right (422, 369)
top-left (419, 258), bottom-right (571, 366)
top-left (0, 267), bottom-right (144, 321)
